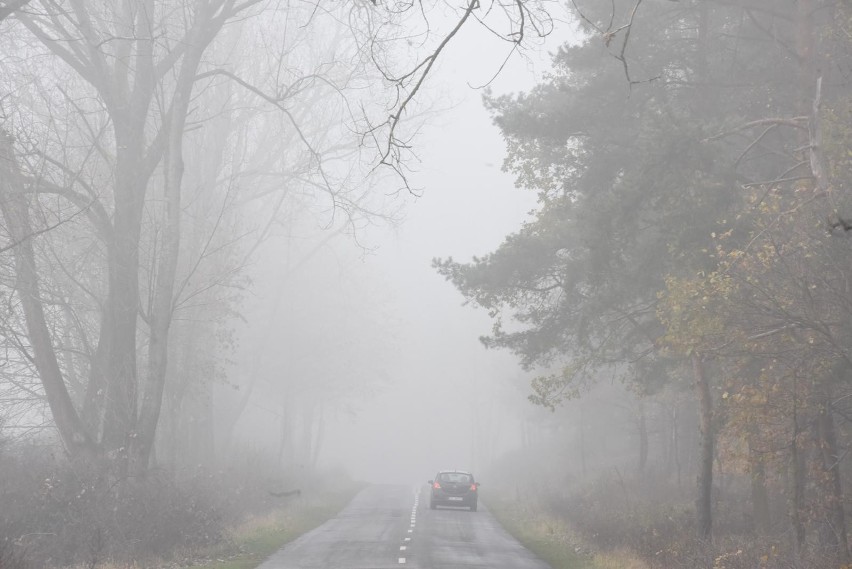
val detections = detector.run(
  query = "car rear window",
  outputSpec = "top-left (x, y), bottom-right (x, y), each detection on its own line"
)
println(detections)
top-left (438, 472), bottom-right (472, 483)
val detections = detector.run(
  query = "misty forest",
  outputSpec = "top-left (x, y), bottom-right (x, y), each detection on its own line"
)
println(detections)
top-left (2, 1), bottom-right (852, 568)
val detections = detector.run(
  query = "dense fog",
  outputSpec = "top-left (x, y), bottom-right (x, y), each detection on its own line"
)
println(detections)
top-left (4, 2), bottom-right (852, 569)
top-left (228, 49), bottom-right (545, 483)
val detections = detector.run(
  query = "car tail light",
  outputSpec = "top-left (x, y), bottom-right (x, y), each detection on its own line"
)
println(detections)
top-left (432, 482), bottom-right (441, 489)
top-left (470, 484), bottom-right (477, 491)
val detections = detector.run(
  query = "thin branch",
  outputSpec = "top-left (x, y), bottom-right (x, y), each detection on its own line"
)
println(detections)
top-left (194, 68), bottom-right (335, 194)
top-left (0, 200), bottom-right (96, 254)
top-left (378, 0), bottom-right (480, 175)
top-left (707, 117), bottom-right (808, 142)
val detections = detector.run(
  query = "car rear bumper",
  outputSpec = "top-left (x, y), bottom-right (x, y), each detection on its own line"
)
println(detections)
top-left (430, 493), bottom-right (477, 507)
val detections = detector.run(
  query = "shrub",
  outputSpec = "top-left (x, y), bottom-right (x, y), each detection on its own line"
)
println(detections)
top-left (0, 442), bottom-right (307, 568)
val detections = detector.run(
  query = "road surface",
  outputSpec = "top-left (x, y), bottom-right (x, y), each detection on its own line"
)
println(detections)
top-left (257, 484), bottom-right (552, 569)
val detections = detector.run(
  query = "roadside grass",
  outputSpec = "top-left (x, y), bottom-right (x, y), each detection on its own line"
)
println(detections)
top-left (591, 550), bottom-right (651, 569)
top-left (180, 483), bottom-right (364, 569)
top-left (486, 498), bottom-right (649, 569)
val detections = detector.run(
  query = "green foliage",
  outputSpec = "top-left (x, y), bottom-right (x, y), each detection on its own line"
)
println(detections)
top-left (529, 366), bottom-right (584, 410)
top-left (438, 1), bottom-right (747, 402)
top-left (657, 271), bottom-right (736, 356)
top-left (438, 0), bottom-right (852, 410)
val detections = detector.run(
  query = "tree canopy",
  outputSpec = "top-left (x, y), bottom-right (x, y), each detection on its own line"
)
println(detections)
top-left (436, 0), bottom-right (852, 556)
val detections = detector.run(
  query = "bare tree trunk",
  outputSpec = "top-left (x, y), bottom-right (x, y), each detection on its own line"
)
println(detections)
top-left (132, 19), bottom-right (216, 476)
top-left (489, 398), bottom-right (502, 470)
top-left (131, 113), bottom-right (185, 476)
top-left (470, 399), bottom-right (479, 471)
top-left (692, 2), bottom-right (713, 538)
top-left (101, 143), bottom-right (146, 470)
top-left (789, 374), bottom-right (806, 556)
top-left (133, 162), bottom-right (181, 474)
top-left (194, 376), bottom-right (215, 467)
top-left (300, 400), bottom-right (314, 468)
top-left (637, 398), bottom-right (648, 473)
top-left (311, 402), bottom-right (325, 468)
top-left (0, 131), bottom-right (96, 458)
top-left (277, 389), bottom-right (294, 467)
top-left (692, 352), bottom-right (713, 541)
top-left (748, 424), bottom-right (770, 535)
top-left (17, 0), bottom-right (225, 477)
top-left (81, 310), bottom-right (110, 434)
top-left (815, 393), bottom-right (850, 563)
top-left (672, 399), bottom-right (682, 488)
top-left (796, 0), bottom-right (818, 109)
top-left (578, 406), bottom-right (587, 479)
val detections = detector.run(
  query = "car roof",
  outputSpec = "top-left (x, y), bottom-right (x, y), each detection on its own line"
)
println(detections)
top-left (437, 470), bottom-right (473, 475)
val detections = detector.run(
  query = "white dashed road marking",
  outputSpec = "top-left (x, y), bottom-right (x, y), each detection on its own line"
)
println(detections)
top-left (398, 490), bottom-right (419, 566)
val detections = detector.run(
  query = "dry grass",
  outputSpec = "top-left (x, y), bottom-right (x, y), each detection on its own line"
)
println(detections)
top-left (592, 549), bottom-right (652, 569)
top-left (228, 511), bottom-right (287, 540)
top-left (486, 497), bottom-right (648, 569)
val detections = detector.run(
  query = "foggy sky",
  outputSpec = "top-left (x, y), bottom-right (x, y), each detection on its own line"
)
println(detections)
top-left (224, 13), bottom-right (568, 486)
top-left (313, 27), bottom-right (555, 485)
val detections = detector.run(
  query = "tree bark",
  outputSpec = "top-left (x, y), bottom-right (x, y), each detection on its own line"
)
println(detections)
top-left (815, 393), bottom-right (850, 563)
top-left (94, 0), bottom-right (161, 464)
top-left (747, 424), bottom-right (770, 535)
top-left (789, 373), bottom-right (806, 555)
top-left (81, 308), bottom-right (110, 433)
top-left (637, 398), bottom-right (648, 473)
top-left (131, 14), bottom-right (222, 474)
top-left (671, 399), bottom-right (682, 488)
top-left (578, 406), bottom-right (587, 479)
top-left (100, 140), bottom-right (146, 468)
top-left (18, 0), bottom-right (219, 476)
top-left (692, 4), bottom-right (713, 540)
top-left (692, 352), bottom-right (713, 541)
top-left (131, 103), bottom-right (188, 476)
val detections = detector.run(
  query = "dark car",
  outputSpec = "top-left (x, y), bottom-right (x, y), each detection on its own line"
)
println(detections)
top-left (428, 470), bottom-right (479, 511)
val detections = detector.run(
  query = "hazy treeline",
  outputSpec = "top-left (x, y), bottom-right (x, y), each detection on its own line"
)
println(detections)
top-left (0, 0), bottom-right (401, 563)
top-left (438, 1), bottom-right (852, 567)
top-left (0, 0), bottom-right (406, 476)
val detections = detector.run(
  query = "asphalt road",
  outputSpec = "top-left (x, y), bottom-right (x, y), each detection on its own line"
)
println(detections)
top-left (256, 484), bottom-right (552, 569)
